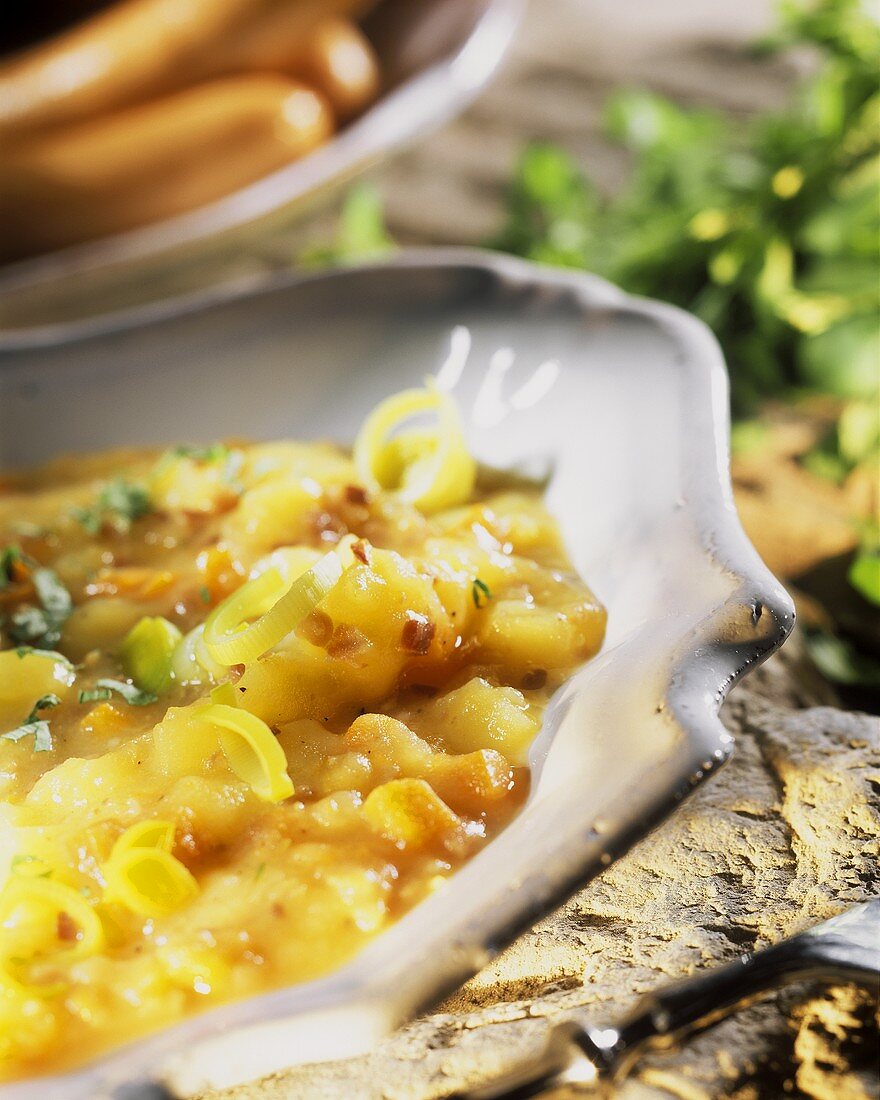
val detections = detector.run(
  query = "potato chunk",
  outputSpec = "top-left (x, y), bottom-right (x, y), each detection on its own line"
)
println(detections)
top-left (362, 778), bottom-right (460, 849)
top-left (406, 677), bottom-right (539, 764)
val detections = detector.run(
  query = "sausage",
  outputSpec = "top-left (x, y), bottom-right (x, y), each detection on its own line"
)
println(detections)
top-left (0, 75), bottom-right (334, 260)
top-left (291, 18), bottom-right (380, 120)
top-left (0, 0), bottom-right (373, 136)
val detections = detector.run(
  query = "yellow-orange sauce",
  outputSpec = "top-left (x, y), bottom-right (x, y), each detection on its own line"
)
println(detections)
top-left (0, 436), bottom-right (604, 1079)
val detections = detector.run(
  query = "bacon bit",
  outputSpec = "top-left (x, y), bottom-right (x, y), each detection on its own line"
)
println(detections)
top-left (197, 545), bottom-right (245, 601)
top-left (229, 663), bottom-right (246, 683)
top-left (344, 485), bottom-right (370, 507)
top-left (270, 901), bottom-right (285, 918)
top-left (350, 539), bottom-right (371, 566)
top-left (521, 668), bottom-right (547, 691)
top-left (296, 609), bottom-right (333, 648)
top-left (56, 911), bottom-right (78, 943)
top-left (326, 624), bottom-right (371, 661)
top-left (401, 612), bottom-right (435, 655)
top-left (8, 557), bottom-right (31, 584)
top-left (309, 510), bottom-right (347, 543)
top-left (85, 566), bottom-right (175, 600)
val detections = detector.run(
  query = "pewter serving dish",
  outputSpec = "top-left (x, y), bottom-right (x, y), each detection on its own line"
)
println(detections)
top-left (0, 252), bottom-right (793, 1099)
top-left (0, 0), bottom-right (522, 298)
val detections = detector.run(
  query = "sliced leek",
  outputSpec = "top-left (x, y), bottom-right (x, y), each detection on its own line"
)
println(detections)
top-left (202, 544), bottom-right (349, 666)
top-left (104, 848), bottom-right (198, 918)
top-left (198, 703), bottom-right (293, 803)
top-left (10, 854), bottom-right (53, 879)
top-left (171, 623), bottom-right (227, 685)
top-left (0, 876), bottom-right (104, 960)
top-left (109, 820), bottom-right (175, 862)
top-left (353, 382), bottom-right (476, 513)
top-left (208, 682), bottom-right (238, 708)
top-left (120, 617), bottom-right (183, 694)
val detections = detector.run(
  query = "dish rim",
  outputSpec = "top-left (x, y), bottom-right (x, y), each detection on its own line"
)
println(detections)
top-left (0, 249), bottom-right (795, 1098)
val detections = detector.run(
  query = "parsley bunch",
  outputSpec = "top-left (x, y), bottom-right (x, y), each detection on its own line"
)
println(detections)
top-left (491, 0), bottom-right (879, 417)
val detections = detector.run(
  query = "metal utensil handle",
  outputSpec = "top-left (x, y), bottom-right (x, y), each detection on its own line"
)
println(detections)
top-left (455, 904), bottom-right (880, 1099)
top-left (592, 927), bottom-right (880, 1080)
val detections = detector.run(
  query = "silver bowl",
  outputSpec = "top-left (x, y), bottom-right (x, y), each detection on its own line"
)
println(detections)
top-left (0, 251), bottom-right (794, 1099)
top-left (0, 0), bottom-right (523, 299)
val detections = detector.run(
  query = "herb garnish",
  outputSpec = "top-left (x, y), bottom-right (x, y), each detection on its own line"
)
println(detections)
top-left (5, 556), bottom-right (73, 650)
top-left (78, 679), bottom-right (158, 707)
top-left (0, 547), bottom-right (24, 589)
top-left (472, 578), bottom-right (492, 608)
top-left (8, 521), bottom-right (47, 539)
top-left (73, 479), bottom-right (152, 535)
top-left (171, 444), bottom-right (230, 463)
top-left (14, 645), bottom-right (73, 667)
top-left (1, 693), bottom-right (62, 753)
top-left (159, 444), bottom-right (244, 492)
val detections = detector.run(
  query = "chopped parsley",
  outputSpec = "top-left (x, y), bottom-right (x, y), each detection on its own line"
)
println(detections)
top-left (0, 546), bottom-right (23, 589)
top-left (73, 479), bottom-right (152, 535)
top-left (157, 443), bottom-right (244, 494)
top-left (14, 645), bottom-right (72, 666)
top-left (8, 521), bottom-right (47, 539)
top-left (6, 559), bottom-right (73, 650)
top-left (199, 585), bottom-right (212, 605)
top-left (78, 679), bottom-right (157, 707)
top-left (171, 444), bottom-right (230, 463)
top-left (2, 693), bottom-right (62, 753)
top-left (472, 578), bottom-right (493, 608)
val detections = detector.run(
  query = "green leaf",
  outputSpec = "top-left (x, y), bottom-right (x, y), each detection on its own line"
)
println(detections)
top-left (475, 0), bottom-right (880, 415)
top-left (472, 578), bottom-right (492, 608)
top-left (0, 546), bottom-right (23, 589)
top-left (730, 420), bottom-right (771, 455)
top-left (1, 693), bottom-right (62, 753)
top-left (74, 479), bottom-right (152, 535)
top-left (79, 679), bottom-right (158, 707)
top-left (804, 630), bottom-right (880, 687)
top-left (7, 564), bottom-right (73, 650)
top-left (13, 646), bottom-right (74, 674)
top-left (300, 184), bottom-right (394, 268)
top-left (171, 444), bottom-right (229, 463)
top-left (798, 313), bottom-right (880, 399)
top-left (837, 399), bottom-right (880, 464)
top-left (849, 549), bottom-right (880, 606)
top-left (77, 687), bottom-right (113, 704)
